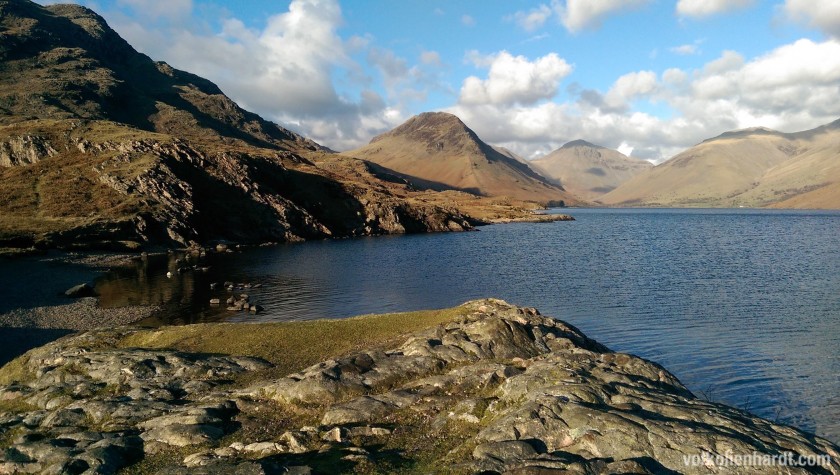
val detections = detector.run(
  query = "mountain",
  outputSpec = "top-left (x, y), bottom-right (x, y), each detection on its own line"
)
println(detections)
top-left (530, 140), bottom-right (652, 201)
top-left (345, 112), bottom-right (580, 205)
top-left (600, 120), bottom-right (840, 208)
top-left (0, 0), bottom-right (476, 250)
top-left (491, 145), bottom-right (529, 165)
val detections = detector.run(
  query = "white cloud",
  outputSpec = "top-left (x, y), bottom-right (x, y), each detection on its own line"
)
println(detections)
top-left (93, 0), bottom-right (419, 150)
top-left (784, 0), bottom-right (840, 38)
top-left (553, 0), bottom-right (652, 33)
top-left (461, 14), bottom-right (476, 26)
top-left (662, 68), bottom-right (688, 85)
top-left (450, 38), bottom-right (840, 163)
top-left (670, 44), bottom-right (698, 55)
top-left (617, 142), bottom-right (634, 156)
top-left (367, 48), bottom-right (409, 86)
top-left (676, 0), bottom-right (754, 18)
top-left (365, 48), bottom-right (450, 110)
top-left (702, 50), bottom-right (745, 74)
top-left (604, 70), bottom-right (658, 110)
top-left (459, 51), bottom-right (572, 106)
top-left (510, 4), bottom-right (553, 31)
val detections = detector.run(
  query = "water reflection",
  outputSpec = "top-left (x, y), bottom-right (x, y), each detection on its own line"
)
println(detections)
top-left (92, 208), bottom-right (840, 442)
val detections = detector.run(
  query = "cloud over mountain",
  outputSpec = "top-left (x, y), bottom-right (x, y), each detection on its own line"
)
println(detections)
top-left (459, 51), bottom-right (572, 106)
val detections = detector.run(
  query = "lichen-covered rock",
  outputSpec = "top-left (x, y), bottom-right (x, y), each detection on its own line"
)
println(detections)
top-left (0, 300), bottom-right (838, 474)
top-left (244, 299), bottom-right (840, 474)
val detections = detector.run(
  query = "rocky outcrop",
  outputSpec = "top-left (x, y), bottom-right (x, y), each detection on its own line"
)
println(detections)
top-left (84, 133), bottom-right (475, 246)
top-left (1, 300), bottom-right (837, 474)
top-left (0, 135), bottom-right (57, 167)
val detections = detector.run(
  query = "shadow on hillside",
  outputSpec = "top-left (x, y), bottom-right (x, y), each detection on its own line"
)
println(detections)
top-left (361, 161), bottom-right (484, 196)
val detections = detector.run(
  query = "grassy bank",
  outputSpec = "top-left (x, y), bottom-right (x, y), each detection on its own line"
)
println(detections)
top-left (116, 306), bottom-right (471, 378)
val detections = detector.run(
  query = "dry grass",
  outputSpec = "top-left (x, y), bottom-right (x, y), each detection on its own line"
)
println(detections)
top-left (0, 120), bottom-right (160, 238)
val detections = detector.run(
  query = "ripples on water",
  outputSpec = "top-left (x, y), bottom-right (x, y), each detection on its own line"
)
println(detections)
top-left (95, 208), bottom-right (840, 442)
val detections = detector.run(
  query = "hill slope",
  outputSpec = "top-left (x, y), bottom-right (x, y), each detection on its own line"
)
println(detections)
top-left (0, 0), bottom-right (476, 250)
top-left (600, 121), bottom-right (840, 208)
top-left (530, 140), bottom-right (652, 201)
top-left (345, 112), bottom-right (580, 205)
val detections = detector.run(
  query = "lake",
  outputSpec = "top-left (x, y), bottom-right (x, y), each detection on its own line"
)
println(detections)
top-left (44, 209), bottom-right (840, 442)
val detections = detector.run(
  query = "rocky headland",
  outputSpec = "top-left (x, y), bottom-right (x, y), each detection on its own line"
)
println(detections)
top-left (0, 299), bottom-right (836, 474)
top-left (0, 0), bottom-right (572, 256)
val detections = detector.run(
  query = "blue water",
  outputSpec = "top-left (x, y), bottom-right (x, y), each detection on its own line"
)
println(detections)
top-left (93, 208), bottom-right (840, 441)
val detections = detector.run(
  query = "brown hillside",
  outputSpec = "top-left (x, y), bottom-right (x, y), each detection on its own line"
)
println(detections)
top-left (345, 112), bottom-right (581, 205)
top-left (530, 140), bottom-right (652, 201)
top-left (600, 121), bottom-right (840, 208)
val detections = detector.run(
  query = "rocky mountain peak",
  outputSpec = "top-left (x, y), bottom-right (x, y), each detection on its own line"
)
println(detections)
top-left (370, 112), bottom-right (481, 152)
top-left (561, 139), bottom-right (602, 149)
top-left (0, 0), bottom-right (323, 152)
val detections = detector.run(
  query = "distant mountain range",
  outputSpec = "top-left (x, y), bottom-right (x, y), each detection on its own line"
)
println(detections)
top-left (600, 120), bottom-right (840, 208)
top-left (345, 112), bottom-right (580, 205)
top-left (530, 140), bottom-right (652, 201)
top-left (2, 0), bottom-right (838, 255)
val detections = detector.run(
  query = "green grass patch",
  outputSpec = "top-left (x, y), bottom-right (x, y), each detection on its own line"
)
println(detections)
top-left (0, 355), bottom-right (34, 386)
top-left (0, 398), bottom-right (38, 415)
top-left (117, 306), bottom-right (470, 379)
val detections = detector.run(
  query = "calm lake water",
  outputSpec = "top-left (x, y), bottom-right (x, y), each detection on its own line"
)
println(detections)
top-left (80, 209), bottom-right (840, 442)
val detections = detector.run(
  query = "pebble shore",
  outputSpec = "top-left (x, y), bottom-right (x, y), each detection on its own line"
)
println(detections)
top-left (0, 298), bottom-right (158, 330)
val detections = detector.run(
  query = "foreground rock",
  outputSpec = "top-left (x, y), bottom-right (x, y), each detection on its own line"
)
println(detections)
top-left (0, 300), bottom-right (837, 474)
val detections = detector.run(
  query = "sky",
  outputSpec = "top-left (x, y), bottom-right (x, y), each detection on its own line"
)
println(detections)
top-left (35, 0), bottom-right (840, 162)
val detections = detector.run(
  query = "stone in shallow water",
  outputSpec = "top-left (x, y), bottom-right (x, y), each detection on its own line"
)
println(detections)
top-left (64, 283), bottom-right (95, 298)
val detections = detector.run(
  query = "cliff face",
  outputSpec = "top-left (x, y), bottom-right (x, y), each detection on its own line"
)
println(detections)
top-left (0, 0), bottom-right (474, 250)
top-left (0, 300), bottom-right (836, 473)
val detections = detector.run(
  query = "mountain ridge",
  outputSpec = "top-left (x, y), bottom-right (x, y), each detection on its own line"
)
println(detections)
top-left (601, 119), bottom-right (840, 208)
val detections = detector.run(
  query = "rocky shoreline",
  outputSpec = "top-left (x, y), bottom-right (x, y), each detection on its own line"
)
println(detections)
top-left (485, 213), bottom-right (575, 224)
top-left (0, 251), bottom-right (161, 366)
top-left (0, 299), bottom-right (836, 474)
